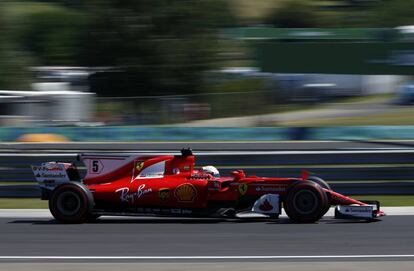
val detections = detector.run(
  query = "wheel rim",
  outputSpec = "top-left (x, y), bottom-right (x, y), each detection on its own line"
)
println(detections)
top-left (56, 191), bottom-right (81, 216)
top-left (292, 189), bottom-right (318, 215)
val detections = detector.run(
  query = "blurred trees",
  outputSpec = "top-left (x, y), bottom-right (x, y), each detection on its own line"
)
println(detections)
top-left (0, 7), bottom-right (7, 88)
top-left (18, 6), bottom-right (89, 65)
top-left (264, 0), bottom-right (414, 28)
top-left (368, 0), bottom-right (414, 27)
top-left (0, 4), bottom-right (33, 89)
top-left (3, 0), bottom-right (235, 96)
top-left (3, 0), bottom-right (414, 94)
top-left (82, 0), bottom-right (235, 95)
top-left (265, 0), bottom-right (317, 28)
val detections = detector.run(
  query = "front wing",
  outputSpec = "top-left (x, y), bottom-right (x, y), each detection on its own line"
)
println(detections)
top-left (326, 189), bottom-right (385, 219)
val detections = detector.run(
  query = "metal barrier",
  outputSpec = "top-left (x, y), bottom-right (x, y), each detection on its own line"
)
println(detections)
top-left (0, 148), bottom-right (413, 197)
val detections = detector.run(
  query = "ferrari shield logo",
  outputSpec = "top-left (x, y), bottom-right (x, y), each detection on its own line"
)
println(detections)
top-left (238, 183), bottom-right (248, 195)
top-left (135, 161), bottom-right (144, 171)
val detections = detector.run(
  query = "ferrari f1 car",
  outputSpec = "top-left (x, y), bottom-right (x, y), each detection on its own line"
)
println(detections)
top-left (31, 149), bottom-right (385, 223)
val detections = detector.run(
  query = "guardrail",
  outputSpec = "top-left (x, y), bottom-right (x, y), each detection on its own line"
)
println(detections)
top-left (0, 148), bottom-right (413, 197)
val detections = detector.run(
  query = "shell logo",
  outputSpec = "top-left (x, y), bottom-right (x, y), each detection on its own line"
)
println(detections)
top-left (174, 183), bottom-right (197, 202)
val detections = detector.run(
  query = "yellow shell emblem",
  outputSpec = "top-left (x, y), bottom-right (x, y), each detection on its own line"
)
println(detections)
top-left (174, 183), bottom-right (197, 202)
top-left (238, 183), bottom-right (248, 195)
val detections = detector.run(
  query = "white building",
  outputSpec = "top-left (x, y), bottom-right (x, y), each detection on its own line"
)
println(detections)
top-left (0, 82), bottom-right (95, 126)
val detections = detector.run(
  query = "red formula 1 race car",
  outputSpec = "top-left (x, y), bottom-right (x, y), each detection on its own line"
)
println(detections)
top-left (31, 149), bottom-right (384, 223)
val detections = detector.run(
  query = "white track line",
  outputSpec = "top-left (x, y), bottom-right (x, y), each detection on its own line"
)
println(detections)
top-left (0, 255), bottom-right (414, 260)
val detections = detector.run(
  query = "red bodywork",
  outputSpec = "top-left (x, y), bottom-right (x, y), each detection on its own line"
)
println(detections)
top-left (79, 153), bottom-right (384, 217)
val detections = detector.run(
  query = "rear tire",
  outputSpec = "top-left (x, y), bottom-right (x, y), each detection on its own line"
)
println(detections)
top-left (284, 182), bottom-right (328, 223)
top-left (49, 183), bottom-right (93, 224)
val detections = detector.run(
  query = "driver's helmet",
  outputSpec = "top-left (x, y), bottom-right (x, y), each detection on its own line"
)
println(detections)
top-left (201, 165), bottom-right (220, 178)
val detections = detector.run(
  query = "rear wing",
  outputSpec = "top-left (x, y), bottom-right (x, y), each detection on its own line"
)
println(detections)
top-left (31, 162), bottom-right (80, 190)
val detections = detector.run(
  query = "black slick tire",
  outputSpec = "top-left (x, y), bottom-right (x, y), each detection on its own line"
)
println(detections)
top-left (284, 182), bottom-right (328, 223)
top-left (307, 176), bottom-right (331, 217)
top-left (49, 183), bottom-right (93, 224)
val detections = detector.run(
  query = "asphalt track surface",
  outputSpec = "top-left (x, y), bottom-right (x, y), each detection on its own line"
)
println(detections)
top-left (0, 214), bottom-right (412, 270)
top-left (0, 215), bottom-right (413, 258)
top-left (1, 214), bottom-right (414, 270)
top-left (0, 262), bottom-right (413, 271)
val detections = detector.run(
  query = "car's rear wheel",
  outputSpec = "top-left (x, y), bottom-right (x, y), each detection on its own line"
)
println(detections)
top-left (284, 182), bottom-right (328, 223)
top-left (49, 183), bottom-right (93, 223)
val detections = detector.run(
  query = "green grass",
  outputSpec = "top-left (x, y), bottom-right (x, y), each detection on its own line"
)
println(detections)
top-left (0, 182), bottom-right (37, 185)
top-left (0, 195), bottom-right (413, 209)
top-left (2, 1), bottom-right (73, 23)
top-left (349, 195), bottom-right (414, 207)
top-left (280, 106), bottom-right (414, 127)
top-left (228, 0), bottom-right (283, 21)
top-left (0, 198), bottom-right (47, 209)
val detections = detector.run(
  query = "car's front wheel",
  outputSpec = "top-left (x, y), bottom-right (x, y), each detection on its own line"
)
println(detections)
top-left (307, 176), bottom-right (331, 217)
top-left (284, 182), bottom-right (328, 223)
top-left (49, 183), bottom-right (93, 223)
top-left (308, 176), bottom-right (331, 190)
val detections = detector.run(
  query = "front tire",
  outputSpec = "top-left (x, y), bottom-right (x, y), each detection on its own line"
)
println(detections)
top-left (49, 183), bottom-right (93, 224)
top-left (308, 176), bottom-right (331, 217)
top-left (284, 182), bottom-right (328, 223)
top-left (308, 176), bottom-right (331, 190)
